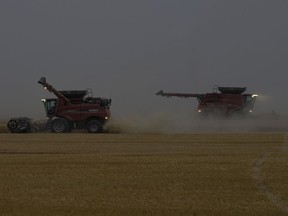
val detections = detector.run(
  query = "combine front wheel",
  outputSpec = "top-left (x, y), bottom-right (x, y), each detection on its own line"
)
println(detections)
top-left (52, 118), bottom-right (70, 133)
top-left (87, 120), bottom-right (102, 133)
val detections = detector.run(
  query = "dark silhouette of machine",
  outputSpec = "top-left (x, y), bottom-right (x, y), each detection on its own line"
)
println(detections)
top-left (7, 117), bottom-right (35, 133)
top-left (156, 86), bottom-right (257, 117)
top-left (6, 117), bottom-right (47, 133)
top-left (38, 77), bottom-right (111, 133)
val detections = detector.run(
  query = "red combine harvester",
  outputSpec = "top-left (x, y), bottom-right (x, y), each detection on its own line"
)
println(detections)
top-left (156, 86), bottom-right (257, 117)
top-left (38, 77), bottom-right (111, 133)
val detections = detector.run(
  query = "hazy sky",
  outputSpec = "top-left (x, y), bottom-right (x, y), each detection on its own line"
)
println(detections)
top-left (1, 0), bottom-right (288, 119)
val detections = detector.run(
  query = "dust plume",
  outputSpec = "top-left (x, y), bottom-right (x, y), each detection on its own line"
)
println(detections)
top-left (105, 112), bottom-right (288, 134)
top-left (105, 113), bottom-right (176, 134)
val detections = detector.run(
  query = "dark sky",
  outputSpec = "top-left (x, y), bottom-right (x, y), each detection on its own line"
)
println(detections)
top-left (1, 0), bottom-right (288, 119)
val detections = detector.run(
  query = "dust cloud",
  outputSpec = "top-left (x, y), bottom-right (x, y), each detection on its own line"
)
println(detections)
top-left (105, 112), bottom-right (288, 134)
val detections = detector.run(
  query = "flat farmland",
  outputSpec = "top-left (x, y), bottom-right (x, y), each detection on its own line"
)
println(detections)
top-left (0, 133), bottom-right (288, 216)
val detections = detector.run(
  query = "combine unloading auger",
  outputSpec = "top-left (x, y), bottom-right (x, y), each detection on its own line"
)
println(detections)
top-left (156, 90), bottom-right (204, 98)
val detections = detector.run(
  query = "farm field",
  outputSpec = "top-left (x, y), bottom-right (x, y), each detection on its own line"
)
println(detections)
top-left (0, 133), bottom-right (288, 216)
top-left (0, 121), bottom-right (7, 133)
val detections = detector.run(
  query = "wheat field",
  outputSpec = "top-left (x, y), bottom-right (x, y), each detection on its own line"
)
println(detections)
top-left (0, 132), bottom-right (287, 215)
top-left (0, 121), bottom-right (7, 133)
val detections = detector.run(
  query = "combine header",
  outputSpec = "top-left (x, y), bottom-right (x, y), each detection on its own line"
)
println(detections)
top-left (156, 86), bottom-right (257, 117)
top-left (38, 77), bottom-right (111, 133)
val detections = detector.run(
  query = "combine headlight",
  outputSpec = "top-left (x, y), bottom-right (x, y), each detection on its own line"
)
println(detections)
top-left (252, 94), bottom-right (258, 98)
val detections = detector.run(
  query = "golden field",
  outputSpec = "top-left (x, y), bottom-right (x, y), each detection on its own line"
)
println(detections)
top-left (0, 121), bottom-right (7, 133)
top-left (0, 132), bottom-right (288, 215)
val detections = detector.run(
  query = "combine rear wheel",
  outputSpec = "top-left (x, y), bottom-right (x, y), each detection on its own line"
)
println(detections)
top-left (87, 120), bottom-right (102, 133)
top-left (52, 118), bottom-right (70, 133)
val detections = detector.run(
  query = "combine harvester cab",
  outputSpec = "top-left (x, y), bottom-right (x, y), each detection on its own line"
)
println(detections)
top-left (38, 77), bottom-right (111, 133)
top-left (156, 86), bottom-right (258, 117)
